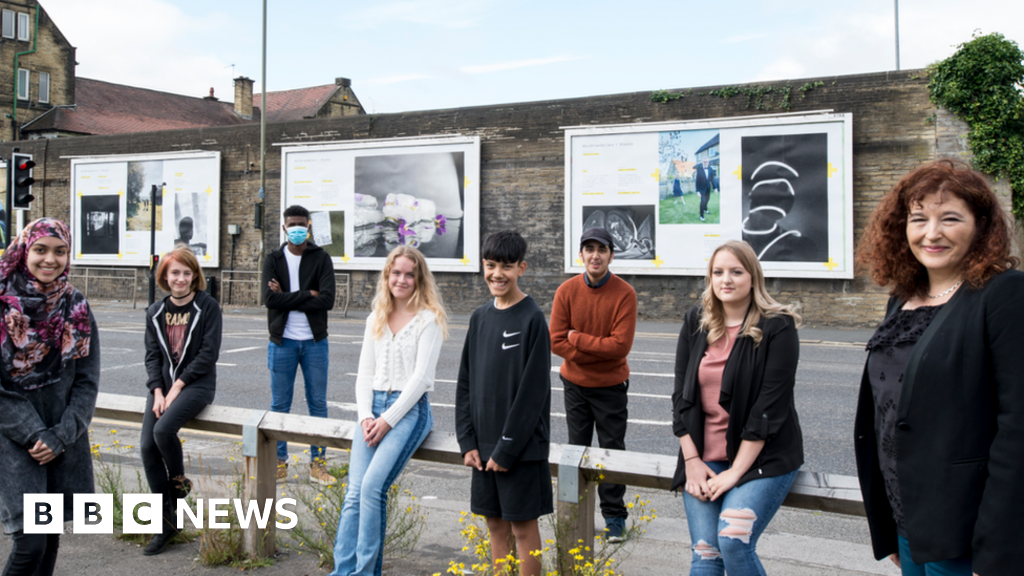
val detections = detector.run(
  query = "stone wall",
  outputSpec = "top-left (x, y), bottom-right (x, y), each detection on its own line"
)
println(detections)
top-left (1, 70), bottom-right (978, 326)
top-left (0, 0), bottom-right (75, 141)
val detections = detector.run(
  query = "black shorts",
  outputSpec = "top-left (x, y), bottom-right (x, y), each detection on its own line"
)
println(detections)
top-left (470, 459), bottom-right (553, 522)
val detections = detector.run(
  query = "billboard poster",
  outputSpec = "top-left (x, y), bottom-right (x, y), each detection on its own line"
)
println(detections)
top-left (70, 151), bottom-right (221, 267)
top-left (280, 136), bottom-right (480, 273)
top-left (564, 113), bottom-right (853, 278)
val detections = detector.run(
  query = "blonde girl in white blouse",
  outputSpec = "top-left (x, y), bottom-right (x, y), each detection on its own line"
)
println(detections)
top-left (330, 246), bottom-right (448, 576)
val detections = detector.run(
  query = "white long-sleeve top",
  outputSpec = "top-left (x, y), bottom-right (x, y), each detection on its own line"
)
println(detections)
top-left (355, 310), bottom-right (443, 427)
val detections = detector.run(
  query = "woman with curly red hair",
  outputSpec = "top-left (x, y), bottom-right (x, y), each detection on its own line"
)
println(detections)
top-left (855, 159), bottom-right (1022, 576)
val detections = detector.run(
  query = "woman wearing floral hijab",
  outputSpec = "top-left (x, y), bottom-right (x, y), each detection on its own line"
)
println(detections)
top-left (0, 218), bottom-right (99, 576)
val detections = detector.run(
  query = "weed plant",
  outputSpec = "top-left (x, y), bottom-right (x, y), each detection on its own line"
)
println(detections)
top-left (440, 493), bottom-right (656, 576)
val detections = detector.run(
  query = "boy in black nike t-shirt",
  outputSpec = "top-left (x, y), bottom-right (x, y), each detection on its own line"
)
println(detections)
top-left (456, 230), bottom-right (551, 576)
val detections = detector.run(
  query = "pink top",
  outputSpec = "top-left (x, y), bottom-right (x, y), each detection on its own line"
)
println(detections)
top-left (697, 324), bottom-right (742, 462)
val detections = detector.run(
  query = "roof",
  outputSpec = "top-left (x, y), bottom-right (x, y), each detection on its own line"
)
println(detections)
top-left (252, 84), bottom-right (341, 123)
top-left (696, 133), bottom-right (720, 155)
top-left (22, 78), bottom-right (248, 135)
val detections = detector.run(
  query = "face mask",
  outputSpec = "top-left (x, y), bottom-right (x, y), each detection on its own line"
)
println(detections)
top-left (286, 226), bottom-right (308, 245)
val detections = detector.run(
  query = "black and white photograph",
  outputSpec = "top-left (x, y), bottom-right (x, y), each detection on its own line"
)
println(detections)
top-left (174, 192), bottom-right (209, 257)
top-left (353, 151), bottom-right (465, 259)
top-left (311, 210), bottom-right (346, 259)
top-left (125, 160), bottom-right (163, 232)
top-left (582, 204), bottom-right (656, 260)
top-left (741, 133), bottom-right (828, 262)
top-left (80, 195), bottom-right (120, 254)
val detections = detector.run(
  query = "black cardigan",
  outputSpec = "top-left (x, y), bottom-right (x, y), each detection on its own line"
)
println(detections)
top-left (671, 306), bottom-right (803, 491)
top-left (854, 270), bottom-right (1024, 575)
top-left (144, 289), bottom-right (222, 394)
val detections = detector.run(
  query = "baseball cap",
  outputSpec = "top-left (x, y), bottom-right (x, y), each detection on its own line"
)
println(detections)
top-left (579, 227), bottom-right (614, 249)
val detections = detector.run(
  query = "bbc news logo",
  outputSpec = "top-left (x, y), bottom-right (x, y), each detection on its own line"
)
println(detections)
top-left (23, 494), bottom-right (298, 534)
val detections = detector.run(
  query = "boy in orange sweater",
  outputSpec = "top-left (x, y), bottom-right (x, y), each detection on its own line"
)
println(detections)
top-left (550, 227), bottom-right (637, 541)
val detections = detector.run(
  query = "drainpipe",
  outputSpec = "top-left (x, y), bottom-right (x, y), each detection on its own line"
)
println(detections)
top-left (11, 5), bottom-right (39, 140)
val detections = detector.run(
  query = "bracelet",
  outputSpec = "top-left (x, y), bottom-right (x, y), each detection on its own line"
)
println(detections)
top-left (684, 455), bottom-right (700, 462)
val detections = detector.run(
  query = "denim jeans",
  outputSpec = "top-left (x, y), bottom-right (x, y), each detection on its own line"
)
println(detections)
top-left (683, 461), bottom-right (798, 576)
top-left (897, 535), bottom-right (972, 576)
top-left (268, 337), bottom-right (329, 462)
top-left (330, 391), bottom-right (433, 576)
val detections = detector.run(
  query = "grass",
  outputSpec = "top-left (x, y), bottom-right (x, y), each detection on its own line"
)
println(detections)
top-left (659, 193), bottom-right (720, 225)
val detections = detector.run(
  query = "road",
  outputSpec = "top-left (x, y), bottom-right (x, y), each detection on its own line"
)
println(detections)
top-left (94, 303), bottom-right (870, 477)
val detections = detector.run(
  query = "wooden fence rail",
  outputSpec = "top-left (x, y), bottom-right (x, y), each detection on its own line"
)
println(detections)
top-left (93, 393), bottom-right (864, 562)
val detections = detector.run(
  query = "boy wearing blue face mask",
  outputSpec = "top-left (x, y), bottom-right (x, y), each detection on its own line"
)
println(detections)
top-left (263, 205), bottom-right (337, 486)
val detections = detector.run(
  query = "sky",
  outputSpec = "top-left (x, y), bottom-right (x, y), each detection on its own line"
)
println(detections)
top-left (41, 0), bottom-right (1024, 114)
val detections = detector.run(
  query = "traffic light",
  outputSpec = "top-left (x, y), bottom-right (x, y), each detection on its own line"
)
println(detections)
top-left (11, 153), bottom-right (35, 209)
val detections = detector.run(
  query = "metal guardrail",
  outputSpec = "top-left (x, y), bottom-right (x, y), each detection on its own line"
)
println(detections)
top-left (68, 267), bottom-right (139, 309)
top-left (94, 392), bottom-right (864, 562)
top-left (218, 270), bottom-right (350, 317)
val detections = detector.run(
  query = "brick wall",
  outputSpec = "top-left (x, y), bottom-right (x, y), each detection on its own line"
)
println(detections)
top-left (1, 70), bottom-right (982, 327)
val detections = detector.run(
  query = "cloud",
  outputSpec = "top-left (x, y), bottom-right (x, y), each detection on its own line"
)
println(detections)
top-left (459, 55), bottom-right (584, 74)
top-left (43, 0), bottom-right (240, 98)
top-left (344, 0), bottom-right (491, 29)
top-left (363, 73), bottom-right (435, 86)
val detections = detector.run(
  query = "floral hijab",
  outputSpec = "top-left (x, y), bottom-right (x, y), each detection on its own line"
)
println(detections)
top-left (0, 218), bottom-right (91, 391)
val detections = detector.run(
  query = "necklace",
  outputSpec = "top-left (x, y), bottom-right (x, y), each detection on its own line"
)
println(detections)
top-left (928, 279), bottom-right (962, 299)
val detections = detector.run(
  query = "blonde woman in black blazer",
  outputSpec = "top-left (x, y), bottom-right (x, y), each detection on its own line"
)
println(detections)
top-left (856, 159), bottom-right (1023, 576)
top-left (672, 240), bottom-right (803, 575)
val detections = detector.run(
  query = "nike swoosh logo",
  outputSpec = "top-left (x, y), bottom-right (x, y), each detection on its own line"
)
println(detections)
top-left (502, 342), bottom-right (520, 350)
top-left (503, 331), bottom-right (521, 338)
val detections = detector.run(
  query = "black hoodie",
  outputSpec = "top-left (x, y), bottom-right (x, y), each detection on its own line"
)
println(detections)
top-left (262, 242), bottom-right (335, 345)
top-left (145, 289), bottom-right (222, 394)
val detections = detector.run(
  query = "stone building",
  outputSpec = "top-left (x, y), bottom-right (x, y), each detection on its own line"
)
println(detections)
top-left (0, 0), bottom-right (74, 141)
top-left (0, 1), bottom-right (365, 140)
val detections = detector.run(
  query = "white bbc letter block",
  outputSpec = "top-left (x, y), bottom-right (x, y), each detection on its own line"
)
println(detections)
top-left (207, 498), bottom-right (230, 529)
top-left (73, 493), bottom-right (114, 534)
top-left (23, 494), bottom-right (63, 534)
top-left (123, 493), bottom-right (162, 534)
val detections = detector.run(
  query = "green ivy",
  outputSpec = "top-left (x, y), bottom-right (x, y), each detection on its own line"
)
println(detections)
top-left (652, 82), bottom-right (825, 111)
top-left (929, 32), bottom-right (1024, 219)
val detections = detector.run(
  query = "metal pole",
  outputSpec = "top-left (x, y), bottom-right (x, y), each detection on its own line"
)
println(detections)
top-left (148, 183), bottom-right (159, 305)
top-left (894, 0), bottom-right (900, 71)
top-left (257, 0), bottom-right (267, 306)
top-left (3, 155), bottom-right (11, 248)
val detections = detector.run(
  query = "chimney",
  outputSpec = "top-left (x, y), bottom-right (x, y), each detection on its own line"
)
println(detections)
top-left (204, 87), bottom-right (218, 101)
top-left (234, 76), bottom-right (254, 120)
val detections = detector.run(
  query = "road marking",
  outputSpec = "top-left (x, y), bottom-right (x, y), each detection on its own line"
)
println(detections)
top-left (550, 367), bottom-right (672, 378)
top-left (550, 387), bottom-right (671, 400)
top-left (101, 362), bottom-right (144, 373)
top-left (222, 346), bottom-right (263, 354)
top-left (216, 363), bottom-right (237, 367)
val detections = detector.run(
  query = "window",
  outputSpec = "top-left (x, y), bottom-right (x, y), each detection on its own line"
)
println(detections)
top-left (17, 69), bottom-right (29, 101)
top-left (1, 10), bottom-right (14, 39)
top-left (38, 72), bottom-right (49, 103)
top-left (17, 12), bottom-right (28, 41)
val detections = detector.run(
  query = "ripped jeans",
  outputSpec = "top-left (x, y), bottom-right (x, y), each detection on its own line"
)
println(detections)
top-left (682, 461), bottom-right (798, 576)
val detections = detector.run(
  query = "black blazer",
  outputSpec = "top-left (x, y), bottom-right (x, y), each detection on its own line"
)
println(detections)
top-left (854, 270), bottom-right (1024, 575)
top-left (671, 306), bottom-right (803, 491)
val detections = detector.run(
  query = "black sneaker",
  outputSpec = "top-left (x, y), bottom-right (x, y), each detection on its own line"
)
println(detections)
top-left (604, 517), bottom-right (626, 543)
top-left (142, 530), bottom-right (175, 556)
